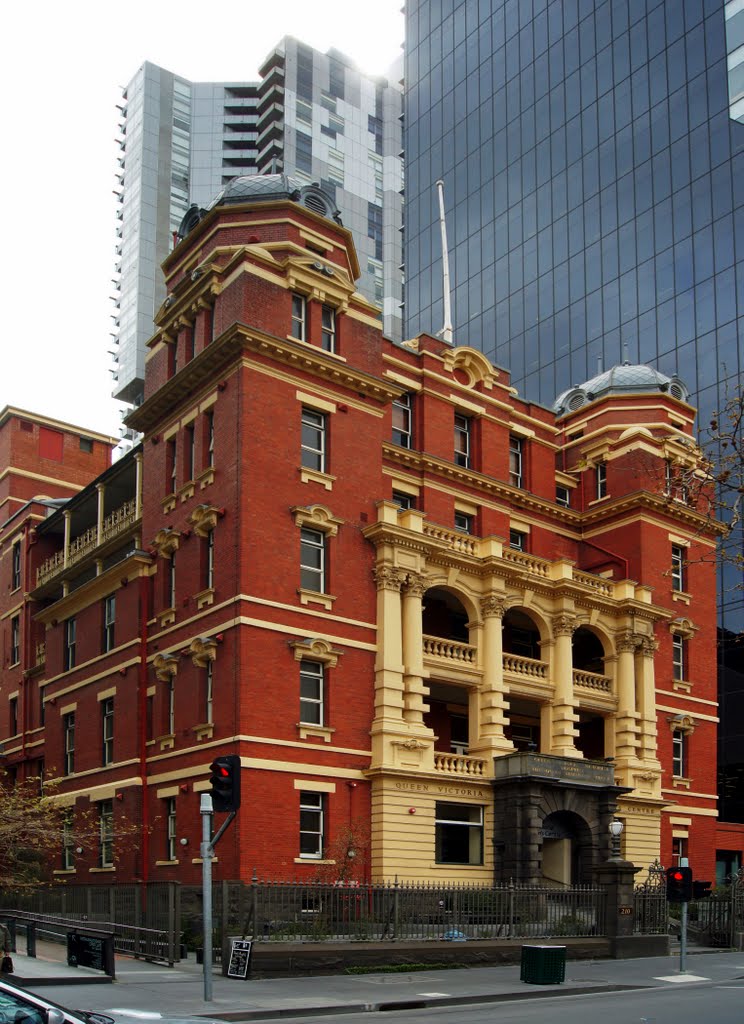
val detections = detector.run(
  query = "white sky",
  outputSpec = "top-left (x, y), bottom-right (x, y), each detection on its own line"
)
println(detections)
top-left (0, 0), bottom-right (403, 439)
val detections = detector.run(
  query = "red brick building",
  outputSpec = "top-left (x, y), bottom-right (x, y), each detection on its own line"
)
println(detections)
top-left (1, 177), bottom-right (736, 886)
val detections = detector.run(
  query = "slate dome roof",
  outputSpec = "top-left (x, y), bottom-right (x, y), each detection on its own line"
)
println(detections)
top-left (553, 362), bottom-right (689, 416)
top-left (176, 174), bottom-right (342, 242)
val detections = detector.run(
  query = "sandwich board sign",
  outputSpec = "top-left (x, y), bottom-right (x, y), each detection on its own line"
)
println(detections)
top-left (226, 938), bottom-right (252, 979)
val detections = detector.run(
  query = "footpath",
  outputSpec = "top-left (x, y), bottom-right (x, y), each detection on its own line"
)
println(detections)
top-left (9, 945), bottom-right (744, 1021)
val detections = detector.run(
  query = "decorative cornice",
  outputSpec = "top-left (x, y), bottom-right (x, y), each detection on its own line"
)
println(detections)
top-left (128, 323), bottom-right (403, 436)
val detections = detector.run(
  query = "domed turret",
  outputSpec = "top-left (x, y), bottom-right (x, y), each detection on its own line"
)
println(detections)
top-left (553, 362), bottom-right (689, 416)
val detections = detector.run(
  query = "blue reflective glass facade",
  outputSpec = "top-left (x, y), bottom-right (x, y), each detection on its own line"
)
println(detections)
top-left (404, 0), bottom-right (744, 816)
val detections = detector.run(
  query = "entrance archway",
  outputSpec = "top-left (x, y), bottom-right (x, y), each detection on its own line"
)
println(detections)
top-left (540, 810), bottom-right (594, 885)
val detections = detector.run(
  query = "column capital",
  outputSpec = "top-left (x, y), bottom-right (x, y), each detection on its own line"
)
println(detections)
top-left (403, 571), bottom-right (427, 598)
top-left (551, 613), bottom-right (577, 637)
top-left (638, 634), bottom-right (659, 656)
top-left (616, 631), bottom-right (639, 654)
top-left (480, 594), bottom-right (507, 619)
top-left (373, 565), bottom-right (407, 592)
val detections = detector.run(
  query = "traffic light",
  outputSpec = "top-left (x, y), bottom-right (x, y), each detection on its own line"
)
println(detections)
top-left (209, 754), bottom-right (241, 812)
top-left (665, 865), bottom-right (693, 902)
top-left (692, 880), bottom-right (712, 900)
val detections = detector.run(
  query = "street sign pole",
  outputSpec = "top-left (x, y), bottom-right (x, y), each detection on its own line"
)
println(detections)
top-left (200, 793), bottom-right (214, 1002)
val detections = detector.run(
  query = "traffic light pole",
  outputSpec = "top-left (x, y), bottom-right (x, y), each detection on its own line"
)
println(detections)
top-left (679, 856), bottom-right (689, 975)
top-left (200, 793), bottom-right (238, 1002)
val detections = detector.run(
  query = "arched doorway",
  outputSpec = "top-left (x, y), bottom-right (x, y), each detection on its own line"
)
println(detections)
top-left (540, 810), bottom-right (594, 885)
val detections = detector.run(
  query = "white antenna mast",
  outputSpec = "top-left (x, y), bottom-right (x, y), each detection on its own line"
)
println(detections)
top-left (435, 179), bottom-right (453, 344)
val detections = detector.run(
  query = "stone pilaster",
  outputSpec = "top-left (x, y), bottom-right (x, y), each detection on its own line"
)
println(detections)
top-left (401, 572), bottom-right (427, 726)
top-left (614, 631), bottom-right (640, 760)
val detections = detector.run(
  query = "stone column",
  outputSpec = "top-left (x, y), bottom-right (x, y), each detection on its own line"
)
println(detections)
top-left (550, 614), bottom-right (579, 757)
top-left (62, 510), bottom-right (71, 568)
top-left (96, 483), bottom-right (105, 549)
top-left (134, 451), bottom-right (143, 520)
top-left (470, 595), bottom-right (513, 756)
top-left (401, 572), bottom-right (427, 726)
top-left (614, 632), bottom-right (639, 760)
top-left (372, 565), bottom-right (407, 725)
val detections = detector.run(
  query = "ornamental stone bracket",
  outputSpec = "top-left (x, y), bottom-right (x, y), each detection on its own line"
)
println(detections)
top-left (151, 528), bottom-right (181, 558)
top-left (187, 636), bottom-right (218, 668)
top-left (153, 653), bottom-right (179, 682)
top-left (392, 737), bottom-right (429, 751)
top-left (291, 504), bottom-right (344, 536)
top-left (188, 503), bottom-right (225, 537)
top-left (289, 637), bottom-right (342, 667)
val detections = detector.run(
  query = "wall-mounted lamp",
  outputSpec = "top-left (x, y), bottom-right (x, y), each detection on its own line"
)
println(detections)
top-left (608, 819), bottom-right (624, 860)
top-left (179, 837), bottom-right (189, 847)
top-left (75, 847), bottom-right (84, 855)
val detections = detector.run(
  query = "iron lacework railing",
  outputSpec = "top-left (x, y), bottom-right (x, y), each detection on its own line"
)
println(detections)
top-left (213, 879), bottom-right (608, 943)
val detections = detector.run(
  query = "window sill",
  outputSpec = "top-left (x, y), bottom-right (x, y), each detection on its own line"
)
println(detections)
top-left (193, 723), bottom-right (214, 741)
top-left (298, 724), bottom-right (336, 742)
top-left (158, 608), bottom-right (176, 627)
top-left (155, 859), bottom-right (180, 867)
top-left (672, 776), bottom-right (691, 789)
top-left (53, 869), bottom-right (76, 876)
top-left (672, 591), bottom-right (692, 605)
top-left (294, 857), bottom-right (336, 865)
top-left (178, 482), bottom-right (196, 503)
top-left (300, 468), bottom-right (337, 491)
top-left (195, 587), bottom-right (215, 610)
top-left (672, 679), bottom-right (692, 693)
top-left (158, 734), bottom-right (176, 752)
top-left (90, 866), bottom-right (115, 874)
top-left (588, 495), bottom-right (610, 506)
top-left (162, 493), bottom-right (177, 515)
top-left (297, 589), bottom-right (337, 610)
top-left (197, 467), bottom-right (215, 490)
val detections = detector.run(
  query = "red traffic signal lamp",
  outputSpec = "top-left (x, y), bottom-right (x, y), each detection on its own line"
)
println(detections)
top-left (209, 754), bottom-right (241, 812)
top-left (666, 865), bottom-right (693, 902)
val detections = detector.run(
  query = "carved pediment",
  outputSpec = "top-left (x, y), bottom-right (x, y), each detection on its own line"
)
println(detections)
top-left (152, 528), bottom-right (180, 558)
top-left (188, 503), bottom-right (224, 537)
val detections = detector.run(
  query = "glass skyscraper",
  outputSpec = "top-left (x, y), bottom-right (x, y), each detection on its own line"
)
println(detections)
top-left (403, 0), bottom-right (743, 818)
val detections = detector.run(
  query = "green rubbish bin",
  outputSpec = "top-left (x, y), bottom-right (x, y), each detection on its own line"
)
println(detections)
top-left (520, 944), bottom-right (566, 984)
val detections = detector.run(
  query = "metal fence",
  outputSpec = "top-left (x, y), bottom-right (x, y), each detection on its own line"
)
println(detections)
top-left (187, 880), bottom-right (607, 944)
top-left (1, 883), bottom-right (179, 964)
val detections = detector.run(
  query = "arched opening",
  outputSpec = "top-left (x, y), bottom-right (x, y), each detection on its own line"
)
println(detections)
top-left (572, 627), bottom-right (605, 674)
top-left (422, 588), bottom-right (469, 642)
top-left (540, 810), bottom-right (594, 885)
top-left (502, 608), bottom-right (542, 659)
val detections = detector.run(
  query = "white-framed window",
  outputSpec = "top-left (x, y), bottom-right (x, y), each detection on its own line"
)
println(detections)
top-left (103, 594), bottom-right (116, 653)
top-left (435, 802), bottom-right (483, 864)
top-left (168, 552), bottom-right (177, 608)
top-left (672, 634), bottom-right (686, 682)
top-left (671, 545), bottom-right (686, 591)
top-left (205, 661), bottom-right (214, 725)
top-left (291, 294), bottom-right (307, 341)
top-left (299, 791), bottom-right (324, 858)
top-left (509, 529), bottom-right (526, 551)
top-left (63, 712), bottom-right (75, 775)
top-left (454, 413), bottom-right (471, 468)
top-left (167, 678), bottom-right (175, 735)
top-left (392, 393), bottom-right (412, 448)
top-left (62, 811), bottom-right (74, 870)
top-left (392, 491), bottom-right (415, 510)
top-left (10, 615), bottom-right (20, 666)
top-left (672, 729), bottom-right (686, 778)
top-left (509, 435), bottom-right (523, 487)
top-left (99, 799), bottom-right (114, 868)
top-left (205, 530), bottom-right (215, 590)
top-left (205, 410), bottom-right (215, 469)
top-left (556, 486), bottom-right (570, 508)
top-left (665, 460), bottom-right (689, 502)
top-left (301, 408), bottom-right (326, 472)
top-left (454, 511), bottom-right (474, 534)
top-left (101, 697), bottom-right (114, 766)
top-left (597, 462), bottom-right (608, 499)
top-left (64, 617), bottom-right (76, 671)
top-left (300, 528), bottom-right (325, 592)
top-left (165, 797), bottom-right (177, 861)
top-left (321, 306), bottom-right (336, 352)
top-left (11, 541), bottom-right (21, 591)
top-left (300, 659), bottom-right (324, 725)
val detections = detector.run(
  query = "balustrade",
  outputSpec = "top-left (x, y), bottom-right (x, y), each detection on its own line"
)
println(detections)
top-left (502, 652), bottom-right (548, 679)
top-left (573, 668), bottom-right (612, 692)
top-left (433, 752), bottom-right (486, 776)
top-left (34, 500), bottom-right (140, 587)
top-left (422, 635), bottom-right (476, 663)
top-left (422, 523), bottom-right (478, 556)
